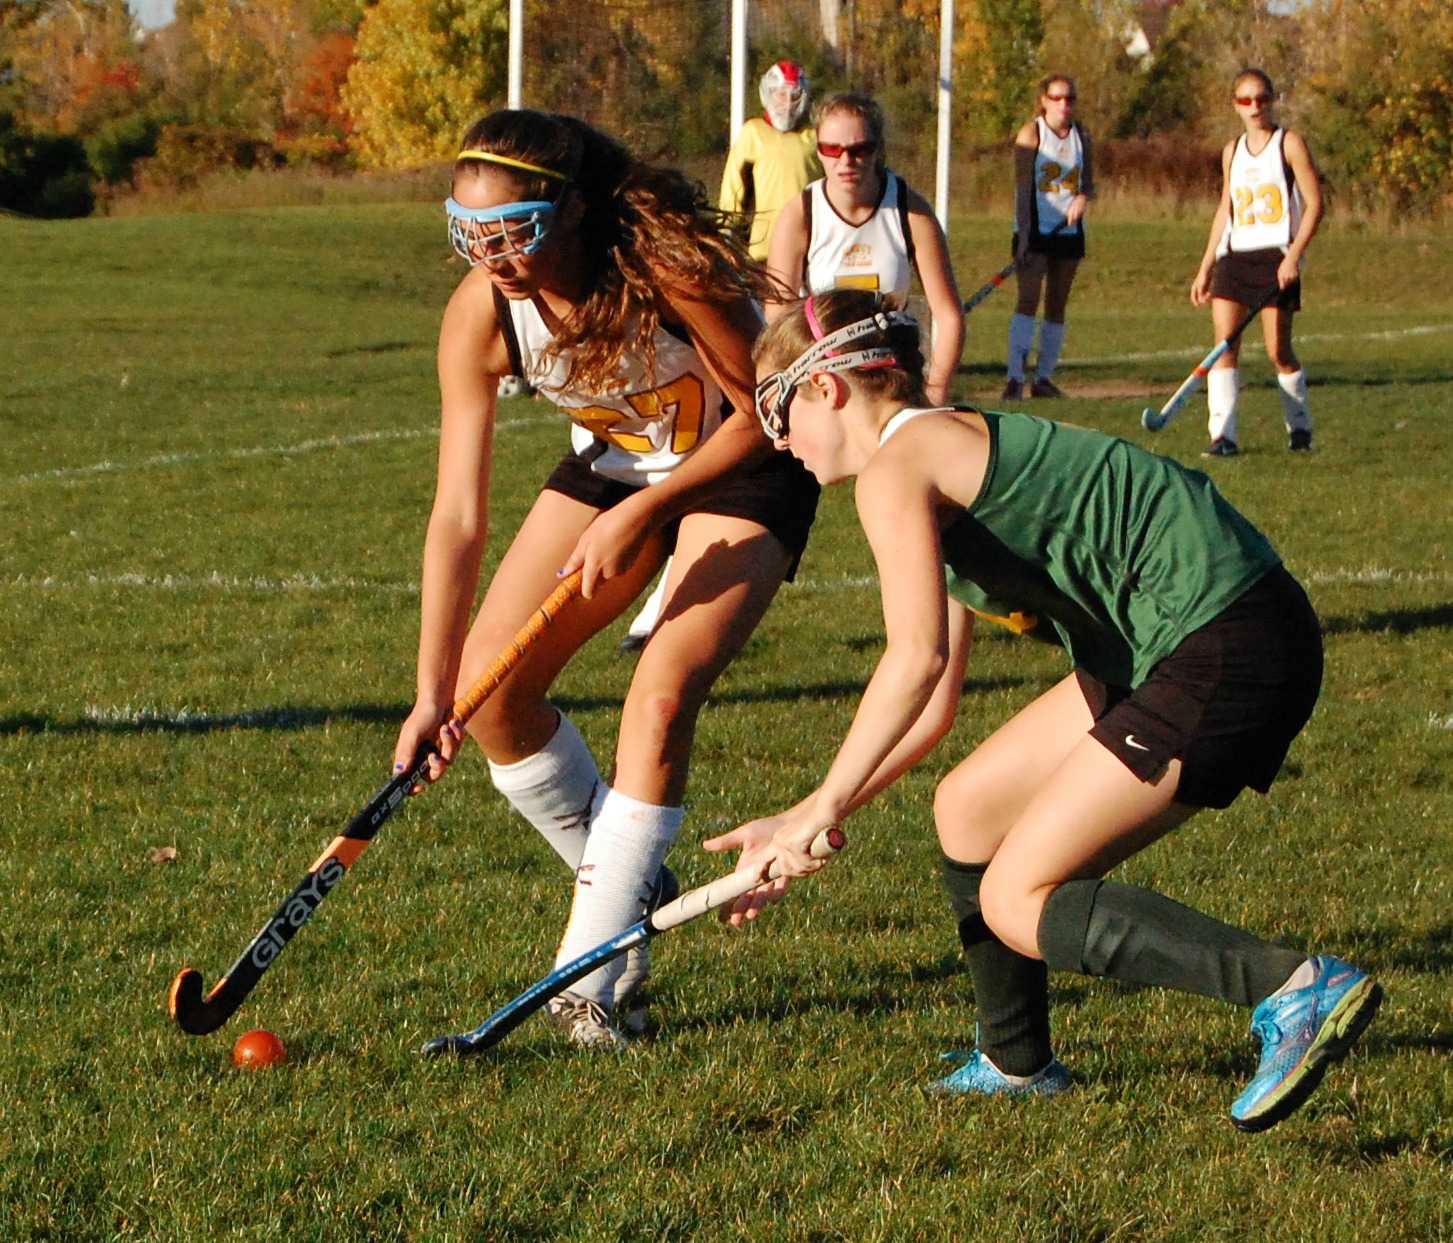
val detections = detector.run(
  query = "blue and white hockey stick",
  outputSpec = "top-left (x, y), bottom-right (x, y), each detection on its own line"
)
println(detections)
top-left (1141, 283), bottom-right (1281, 431)
top-left (962, 221), bottom-right (1068, 313)
top-left (420, 826), bottom-right (846, 1056)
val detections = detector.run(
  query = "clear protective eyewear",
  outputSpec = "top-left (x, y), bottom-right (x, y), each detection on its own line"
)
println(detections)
top-left (445, 197), bottom-right (557, 268)
top-left (754, 309), bottom-right (916, 441)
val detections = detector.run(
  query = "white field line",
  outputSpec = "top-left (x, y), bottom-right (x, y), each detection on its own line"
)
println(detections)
top-left (13, 566), bottom-right (1446, 597)
top-left (1066, 321), bottom-right (1453, 368)
top-left (10, 571), bottom-right (418, 593)
top-left (82, 703), bottom-right (323, 729)
top-left (8, 415), bottom-right (537, 486)
top-left (14, 319), bottom-right (1453, 484)
top-left (79, 700), bottom-right (1453, 734)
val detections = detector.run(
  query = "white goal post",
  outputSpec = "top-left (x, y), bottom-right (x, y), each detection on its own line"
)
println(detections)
top-left (501, 0), bottom-right (957, 236)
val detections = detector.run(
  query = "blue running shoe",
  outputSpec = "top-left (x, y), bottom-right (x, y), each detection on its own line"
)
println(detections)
top-left (929, 1048), bottom-right (1071, 1097)
top-left (1231, 955), bottom-right (1383, 1133)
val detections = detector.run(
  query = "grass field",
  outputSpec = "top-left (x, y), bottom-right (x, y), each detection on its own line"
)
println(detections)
top-left (3, 204), bottom-right (1451, 1242)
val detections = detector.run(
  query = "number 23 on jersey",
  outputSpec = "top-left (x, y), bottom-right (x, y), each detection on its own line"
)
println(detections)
top-left (1233, 183), bottom-right (1285, 226)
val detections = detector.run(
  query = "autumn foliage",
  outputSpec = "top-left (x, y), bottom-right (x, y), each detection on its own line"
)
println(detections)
top-left (1, 0), bottom-right (1449, 216)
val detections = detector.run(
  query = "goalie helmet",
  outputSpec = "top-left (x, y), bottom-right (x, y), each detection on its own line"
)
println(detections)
top-left (760, 60), bottom-right (809, 132)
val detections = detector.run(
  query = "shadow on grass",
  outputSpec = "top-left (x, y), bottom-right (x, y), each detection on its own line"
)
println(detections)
top-left (0, 674), bottom-right (1041, 739)
top-left (1323, 603), bottom-right (1453, 637)
top-left (1340, 1132), bottom-right (1453, 1165)
top-left (321, 339), bottom-right (422, 358)
top-left (1341, 921), bottom-right (1453, 974)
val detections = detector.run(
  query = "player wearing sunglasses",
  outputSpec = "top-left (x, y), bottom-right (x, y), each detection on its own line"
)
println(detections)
top-left (711, 288), bottom-right (1381, 1131)
top-left (1190, 68), bottom-right (1323, 457)
top-left (401, 110), bottom-right (819, 1050)
top-left (764, 92), bottom-right (964, 407)
top-left (634, 89), bottom-right (966, 664)
top-left (1003, 74), bottom-right (1095, 403)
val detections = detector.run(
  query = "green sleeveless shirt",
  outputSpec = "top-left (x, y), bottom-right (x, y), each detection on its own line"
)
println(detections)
top-left (941, 410), bottom-right (1280, 687)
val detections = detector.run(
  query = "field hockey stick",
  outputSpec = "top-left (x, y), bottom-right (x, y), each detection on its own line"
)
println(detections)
top-left (420, 825), bottom-right (846, 1057)
top-left (1141, 283), bottom-right (1282, 431)
top-left (961, 221), bottom-right (1068, 313)
top-left (167, 571), bottom-right (584, 1036)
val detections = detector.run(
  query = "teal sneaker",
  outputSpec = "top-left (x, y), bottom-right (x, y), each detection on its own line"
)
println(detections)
top-left (1231, 955), bottom-right (1382, 1133)
top-left (930, 1048), bottom-right (1071, 1097)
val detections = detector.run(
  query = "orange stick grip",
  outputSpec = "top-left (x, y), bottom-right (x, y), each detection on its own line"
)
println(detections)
top-left (448, 571), bottom-right (583, 725)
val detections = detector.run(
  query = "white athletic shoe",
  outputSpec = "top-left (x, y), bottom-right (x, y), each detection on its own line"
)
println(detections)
top-left (547, 991), bottom-right (629, 1049)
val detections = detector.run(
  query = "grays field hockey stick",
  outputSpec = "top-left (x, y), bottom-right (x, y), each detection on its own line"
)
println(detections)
top-left (1141, 284), bottom-right (1281, 431)
top-left (420, 826), bottom-right (846, 1057)
top-left (168, 572), bottom-right (584, 1036)
top-left (962, 221), bottom-right (1068, 312)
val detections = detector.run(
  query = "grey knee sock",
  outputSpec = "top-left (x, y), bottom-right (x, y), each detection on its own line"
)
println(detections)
top-left (942, 856), bottom-right (1053, 1076)
top-left (1037, 879), bottom-right (1305, 1009)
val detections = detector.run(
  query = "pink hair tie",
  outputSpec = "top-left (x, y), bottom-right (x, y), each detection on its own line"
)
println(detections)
top-left (804, 296), bottom-right (838, 356)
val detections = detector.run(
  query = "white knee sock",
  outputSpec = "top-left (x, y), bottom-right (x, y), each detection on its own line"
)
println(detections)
top-left (1207, 367), bottom-right (1240, 444)
top-left (486, 712), bottom-right (600, 870)
top-left (1035, 320), bottom-right (1066, 381)
top-left (554, 787), bottom-right (682, 1007)
top-left (1006, 314), bottom-right (1035, 382)
top-left (625, 560), bottom-right (671, 640)
top-left (1276, 369), bottom-right (1311, 433)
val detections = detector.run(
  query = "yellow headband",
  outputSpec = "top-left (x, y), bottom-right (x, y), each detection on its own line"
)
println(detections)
top-left (455, 150), bottom-right (568, 182)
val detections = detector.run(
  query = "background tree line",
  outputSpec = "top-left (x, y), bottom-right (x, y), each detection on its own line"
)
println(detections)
top-left (1, 0), bottom-right (1448, 218)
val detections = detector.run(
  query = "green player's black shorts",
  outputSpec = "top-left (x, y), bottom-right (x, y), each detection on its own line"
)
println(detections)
top-left (1083, 565), bottom-right (1322, 809)
top-left (543, 439), bottom-right (820, 580)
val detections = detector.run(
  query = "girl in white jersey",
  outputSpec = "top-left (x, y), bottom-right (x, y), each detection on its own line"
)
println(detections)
top-left (1190, 68), bottom-right (1323, 457)
top-left (394, 110), bottom-right (819, 1049)
top-left (766, 92), bottom-right (964, 404)
top-left (1003, 74), bottom-right (1094, 402)
top-left (622, 91), bottom-right (966, 661)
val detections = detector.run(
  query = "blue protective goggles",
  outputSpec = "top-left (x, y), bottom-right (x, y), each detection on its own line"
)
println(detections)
top-left (445, 197), bottom-right (557, 267)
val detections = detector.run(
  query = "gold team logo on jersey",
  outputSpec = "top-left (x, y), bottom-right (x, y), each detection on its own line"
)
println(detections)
top-left (835, 243), bottom-right (880, 290)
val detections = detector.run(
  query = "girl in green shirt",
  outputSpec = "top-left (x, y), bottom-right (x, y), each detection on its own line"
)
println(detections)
top-left (707, 288), bottom-right (1380, 1132)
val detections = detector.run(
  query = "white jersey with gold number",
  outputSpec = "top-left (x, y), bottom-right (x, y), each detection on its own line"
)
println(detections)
top-left (1217, 128), bottom-right (1302, 257)
top-left (504, 297), bottom-right (727, 487)
top-left (1015, 117), bottom-right (1085, 237)
top-left (803, 172), bottom-right (914, 297)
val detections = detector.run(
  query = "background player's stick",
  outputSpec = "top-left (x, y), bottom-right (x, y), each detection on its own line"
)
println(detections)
top-left (168, 572), bottom-right (584, 1036)
top-left (1141, 284), bottom-right (1282, 431)
top-left (962, 221), bottom-right (1068, 312)
top-left (421, 826), bottom-right (846, 1057)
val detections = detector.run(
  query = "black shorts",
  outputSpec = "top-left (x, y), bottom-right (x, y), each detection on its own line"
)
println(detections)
top-left (1085, 565), bottom-right (1323, 809)
top-left (1012, 229), bottom-right (1086, 261)
top-left (1210, 247), bottom-right (1300, 312)
top-left (543, 441), bottom-right (820, 579)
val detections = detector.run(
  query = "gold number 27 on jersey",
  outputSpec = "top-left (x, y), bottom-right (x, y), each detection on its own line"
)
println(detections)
top-left (572, 373), bottom-right (707, 455)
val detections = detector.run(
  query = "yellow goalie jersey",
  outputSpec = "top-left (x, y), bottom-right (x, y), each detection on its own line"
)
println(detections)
top-left (719, 117), bottom-right (821, 260)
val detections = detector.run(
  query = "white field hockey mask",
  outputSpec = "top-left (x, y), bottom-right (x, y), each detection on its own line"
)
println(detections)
top-left (761, 60), bottom-right (809, 132)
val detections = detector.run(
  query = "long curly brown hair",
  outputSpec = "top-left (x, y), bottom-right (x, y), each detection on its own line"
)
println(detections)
top-left (454, 110), bottom-right (775, 394)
